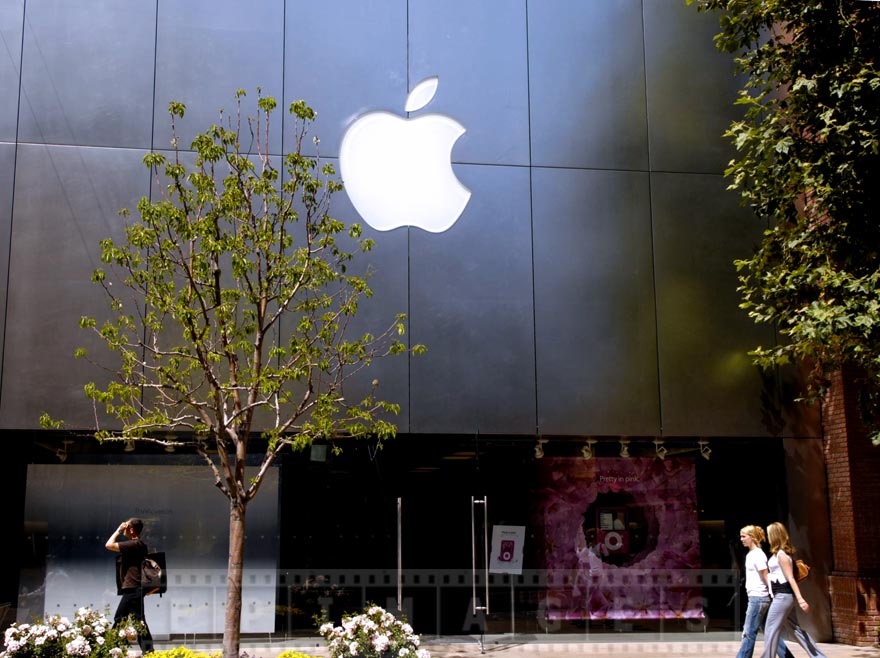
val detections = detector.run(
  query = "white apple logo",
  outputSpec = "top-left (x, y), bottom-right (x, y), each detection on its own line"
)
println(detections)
top-left (339, 77), bottom-right (471, 233)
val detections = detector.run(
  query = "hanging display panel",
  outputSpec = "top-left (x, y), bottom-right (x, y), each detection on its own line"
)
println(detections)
top-left (539, 457), bottom-right (702, 621)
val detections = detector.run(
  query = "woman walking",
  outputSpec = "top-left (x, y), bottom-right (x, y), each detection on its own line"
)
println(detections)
top-left (760, 522), bottom-right (827, 658)
top-left (735, 525), bottom-right (793, 658)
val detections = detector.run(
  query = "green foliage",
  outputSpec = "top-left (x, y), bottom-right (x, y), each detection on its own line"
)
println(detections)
top-left (76, 89), bottom-right (423, 498)
top-left (689, 0), bottom-right (880, 442)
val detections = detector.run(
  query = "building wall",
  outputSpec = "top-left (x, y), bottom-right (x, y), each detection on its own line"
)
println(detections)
top-left (0, 0), bottom-right (846, 643)
top-left (0, 0), bottom-right (819, 439)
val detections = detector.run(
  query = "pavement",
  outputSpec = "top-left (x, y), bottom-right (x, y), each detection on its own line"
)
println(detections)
top-left (169, 633), bottom-right (880, 658)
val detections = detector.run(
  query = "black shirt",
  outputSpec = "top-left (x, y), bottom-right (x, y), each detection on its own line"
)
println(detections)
top-left (116, 539), bottom-right (147, 591)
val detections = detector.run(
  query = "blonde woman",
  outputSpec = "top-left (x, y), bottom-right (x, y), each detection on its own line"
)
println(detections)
top-left (760, 522), bottom-right (827, 658)
top-left (736, 525), bottom-right (793, 658)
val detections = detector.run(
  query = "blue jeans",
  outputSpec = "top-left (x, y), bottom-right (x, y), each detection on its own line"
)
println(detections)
top-left (736, 596), bottom-right (794, 658)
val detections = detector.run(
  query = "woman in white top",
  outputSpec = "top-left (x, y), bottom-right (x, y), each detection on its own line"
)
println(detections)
top-left (760, 522), bottom-right (827, 658)
top-left (736, 525), bottom-right (793, 658)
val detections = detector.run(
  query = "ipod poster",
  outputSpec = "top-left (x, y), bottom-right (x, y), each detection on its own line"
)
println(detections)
top-left (537, 457), bottom-right (702, 620)
top-left (489, 525), bottom-right (525, 575)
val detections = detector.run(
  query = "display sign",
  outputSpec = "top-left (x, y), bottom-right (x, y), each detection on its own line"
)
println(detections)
top-left (489, 525), bottom-right (525, 575)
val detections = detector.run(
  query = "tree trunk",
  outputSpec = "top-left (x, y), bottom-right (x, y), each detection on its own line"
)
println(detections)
top-left (223, 499), bottom-right (246, 658)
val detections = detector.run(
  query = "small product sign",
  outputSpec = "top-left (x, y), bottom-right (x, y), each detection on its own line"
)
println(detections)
top-left (489, 525), bottom-right (525, 575)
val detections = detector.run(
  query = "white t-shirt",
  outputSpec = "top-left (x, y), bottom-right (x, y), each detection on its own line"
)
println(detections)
top-left (744, 547), bottom-right (770, 597)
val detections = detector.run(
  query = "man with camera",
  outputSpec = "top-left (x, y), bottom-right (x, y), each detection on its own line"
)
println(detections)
top-left (105, 518), bottom-right (154, 653)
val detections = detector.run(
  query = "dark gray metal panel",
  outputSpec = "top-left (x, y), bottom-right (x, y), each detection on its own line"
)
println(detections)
top-left (533, 167), bottom-right (659, 435)
top-left (528, 0), bottom-right (648, 171)
top-left (284, 0), bottom-right (407, 159)
top-left (0, 1), bottom-right (23, 141)
top-left (652, 172), bottom-right (778, 436)
top-left (409, 0), bottom-right (529, 166)
top-left (318, 159), bottom-right (411, 431)
top-left (644, 0), bottom-right (741, 174)
top-left (0, 144), bottom-right (15, 390)
top-left (0, 145), bottom-right (149, 429)
top-left (153, 0), bottom-right (285, 154)
top-left (18, 0), bottom-right (156, 148)
top-left (409, 164), bottom-right (535, 434)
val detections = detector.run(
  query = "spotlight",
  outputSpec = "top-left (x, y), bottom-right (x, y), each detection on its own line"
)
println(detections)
top-left (163, 432), bottom-right (176, 452)
top-left (124, 439), bottom-right (135, 452)
top-left (581, 439), bottom-right (597, 460)
top-left (654, 439), bottom-right (667, 460)
top-left (619, 439), bottom-right (630, 458)
top-left (698, 440), bottom-right (711, 461)
top-left (535, 438), bottom-right (548, 459)
top-left (56, 440), bottom-right (73, 463)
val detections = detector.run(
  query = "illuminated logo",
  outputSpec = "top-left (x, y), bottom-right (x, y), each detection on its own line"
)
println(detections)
top-left (339, 77), bottom-right (471, 233)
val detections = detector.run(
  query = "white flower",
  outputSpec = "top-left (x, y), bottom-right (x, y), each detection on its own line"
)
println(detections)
top-left (349, 641), bottom-right (359, 655)
top-left (372, 633), bottom-right (390, 652)
top-left (415, 650), bottom-right (430, 658)
top-left (110, 648), bottom-right (123, 658)
top-left (65, 637), bottom-right (90, 656)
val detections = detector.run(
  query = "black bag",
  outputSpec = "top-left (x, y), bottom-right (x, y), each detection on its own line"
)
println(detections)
top-left (141, 551), bottom-right (167, 596)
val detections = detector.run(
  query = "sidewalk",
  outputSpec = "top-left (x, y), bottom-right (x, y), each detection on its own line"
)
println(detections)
top-left (423, 640), bottom-right (880, 658)
top-left (176, 634), bottom-right (880, 658)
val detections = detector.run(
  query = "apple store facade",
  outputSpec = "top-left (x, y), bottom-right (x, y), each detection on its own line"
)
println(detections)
top-left (0, 0), bottom-right (862, 647)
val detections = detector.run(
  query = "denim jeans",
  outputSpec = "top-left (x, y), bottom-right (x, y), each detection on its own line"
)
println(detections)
top-left (736, 596), bottom-right (794, 658)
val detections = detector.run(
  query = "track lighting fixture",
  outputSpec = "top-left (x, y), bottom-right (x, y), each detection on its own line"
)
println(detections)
top-left (535, 438), bottom-right (548, 459)
top-left (55, 439), bottom-right (73, 463)
top-left (698, 439), bottom-right (711, 461)
top-left (654, 439), bottom-right (667, 460)
top-left (124, 439), bottom-right (135, 452)
top-left (581, 438), bottom-right (597, 460)
top-left (619, 438), bottom-right (630, 458)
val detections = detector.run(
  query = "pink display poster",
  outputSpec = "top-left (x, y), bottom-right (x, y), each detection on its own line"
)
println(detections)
top-left (538, 457), bottom-right (702, 620)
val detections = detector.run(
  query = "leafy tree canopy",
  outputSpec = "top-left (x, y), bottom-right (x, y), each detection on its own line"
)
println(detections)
top-left (688, 0), bottom-right (880, 442)
top-left (48, 89), bottom-right (424, 658)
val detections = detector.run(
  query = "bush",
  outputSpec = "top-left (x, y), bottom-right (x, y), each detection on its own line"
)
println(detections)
top-left (275, 651), bottom-right (319, 658)
top-left (1, 607), bottom-right (141, 658)
top-left (144, 649), bottom-right (220, 658)
top-left (318, 605), bottom-right (429, 658)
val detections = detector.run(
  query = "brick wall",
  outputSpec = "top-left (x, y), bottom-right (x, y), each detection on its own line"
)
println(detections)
top-left (823, 367), bottom-right (880, 646)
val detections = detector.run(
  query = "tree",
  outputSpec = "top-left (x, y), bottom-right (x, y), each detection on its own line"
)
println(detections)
top-left (687, 0), bottom-right (880, 441)
top-left (56, 90), bottom-right (422, 658)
